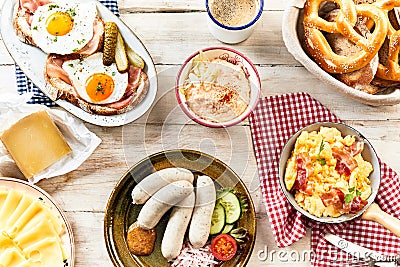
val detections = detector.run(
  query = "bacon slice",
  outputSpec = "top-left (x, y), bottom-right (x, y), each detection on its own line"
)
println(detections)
top-left (345, 141), bottom-right (364, 156)
top-left (320, 187), bottom-right (367, 214)
top-left (292, 153), bottom-right (313, 193)
top-left (332, 147), bottom-right (358, 176)
top-left (320, 188), bottom-right (344, 208)
top-left (350, 196), bottom-right (368, 213)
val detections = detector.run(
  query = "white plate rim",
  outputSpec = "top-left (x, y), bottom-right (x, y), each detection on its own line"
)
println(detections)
top-left (0, 177), bottom-right (75, 266)
top-left (0, 0), bottom-right (158, 127)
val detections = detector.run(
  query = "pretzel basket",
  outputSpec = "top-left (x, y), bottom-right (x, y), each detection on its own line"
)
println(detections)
top-left (282, 0), bottom-right (400, 106)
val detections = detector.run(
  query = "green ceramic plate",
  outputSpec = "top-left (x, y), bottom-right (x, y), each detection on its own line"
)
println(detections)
top-left (104, 149), bottom-right (256, 266)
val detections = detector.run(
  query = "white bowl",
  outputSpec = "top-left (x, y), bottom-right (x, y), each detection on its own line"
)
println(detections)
top-left (282, 0), bottom-right (400, 106)
top-left (176, 47), bottom-right (261, 128)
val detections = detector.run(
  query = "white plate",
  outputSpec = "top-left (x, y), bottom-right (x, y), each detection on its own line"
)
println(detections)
top-left (0, 177), bottom-right (74, 266)
top-left (282, 0), bottom-right (400, 106)
top-left (0, 0), bottom-right (158, 126)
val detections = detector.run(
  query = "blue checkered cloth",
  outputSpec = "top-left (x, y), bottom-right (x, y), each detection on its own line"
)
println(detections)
top-left (15, 0), bottom-right (119, 106)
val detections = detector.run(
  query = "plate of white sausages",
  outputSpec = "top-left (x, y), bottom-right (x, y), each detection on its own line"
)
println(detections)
top-left (104, 149), bottom-right (256, 267)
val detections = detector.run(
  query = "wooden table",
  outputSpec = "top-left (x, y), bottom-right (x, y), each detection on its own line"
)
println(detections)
top-left (1, 1), bottom-right (399, 266)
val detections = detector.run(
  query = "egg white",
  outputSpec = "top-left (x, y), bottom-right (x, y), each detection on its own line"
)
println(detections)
top-left (62, 52), bottom-right (129, 104)
top-left (30, 1), bottom-right (97, 55)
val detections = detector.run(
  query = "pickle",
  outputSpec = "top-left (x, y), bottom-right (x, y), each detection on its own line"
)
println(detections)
top-left (126, 45), bottom-right (145, 69)
top-left (103, 22), bottom-right (118, 66)
top-left (115, 32), bottom-right (129, 72)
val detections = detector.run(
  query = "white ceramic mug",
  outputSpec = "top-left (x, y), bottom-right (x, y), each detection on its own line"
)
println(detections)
top-left (205, 0), bottom-right (264, 44)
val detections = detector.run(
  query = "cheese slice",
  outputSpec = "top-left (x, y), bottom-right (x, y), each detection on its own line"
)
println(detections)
top-left (5, 194), bottom-right (35, 231)
top-left (0, 188), bottom-right (67, 267)
top-left (23, 237), bottom-right (64, 267)
top-left (0, 110), bottom-right (72, 179)
top-left (14, 219), bottom-right (66, 259)
top-left (0, 233), bottom-right (15, 254)
top-left (0, 191), bottom-right (8, 211)
top-left (20, 202), bottom-right (64, 236)
top-left (0, 189), bottom-right (23, 229)
top-left (0, 248), bottom-right (26, 267)
top-left (0, 234), bottom-right (31, 267)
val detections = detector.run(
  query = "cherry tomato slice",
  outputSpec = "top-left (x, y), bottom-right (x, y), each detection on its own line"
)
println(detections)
top-left (211, 234), bottom-right (238, 261)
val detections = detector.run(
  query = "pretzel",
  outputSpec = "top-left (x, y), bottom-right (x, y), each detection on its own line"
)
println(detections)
top-left (303, 0), bottom-right (388, 74)
top-left (374, 0), bottom-right (400, 81)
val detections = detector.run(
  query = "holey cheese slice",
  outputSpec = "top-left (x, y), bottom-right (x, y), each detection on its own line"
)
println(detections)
top-left (0, 188), bottom-right (66, 267)
top-left (0, 110), bottom-right (72, 179)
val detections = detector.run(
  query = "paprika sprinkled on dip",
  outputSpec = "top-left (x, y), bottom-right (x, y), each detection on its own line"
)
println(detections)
top-left (179, 51), bottom-right (251, 124)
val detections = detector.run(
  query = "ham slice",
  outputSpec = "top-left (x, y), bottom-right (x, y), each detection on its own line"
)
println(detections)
top-left (20, 0), bottom-right (52, 13)
top-left (76, 17), bottom-right (104, 56)
top-left (45, 54), bottom-right (77, 85)
top-left (106, 67), bottom-right (143, 109)
top-left (332, 147), bottom-right (358, 176)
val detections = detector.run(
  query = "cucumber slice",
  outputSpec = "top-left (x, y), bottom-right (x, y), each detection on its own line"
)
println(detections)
top-left (210, 203), bottom-right (226, 235)
top-left (219, 191), bottom-right (241, 224)
top-left (221, 223), bottom-right (234, 234)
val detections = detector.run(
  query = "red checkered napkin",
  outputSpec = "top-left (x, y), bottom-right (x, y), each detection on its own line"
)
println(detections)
top-left (249, 92), bottom-right (400, 266)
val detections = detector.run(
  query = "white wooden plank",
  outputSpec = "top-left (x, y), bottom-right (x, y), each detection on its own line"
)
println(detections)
top-left (249, 216), bottom-right (311, 266)
top-left (119, 11), bottom-right (295, 65)
top-left (64, 211), bottom-right (114, 266)
top-left (118, 0), bottom-right (287, 12)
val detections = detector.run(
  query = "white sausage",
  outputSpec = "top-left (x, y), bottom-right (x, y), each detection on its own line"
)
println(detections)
top-left (137, 180), bottom-right (193, 230)
top-left (161, 192), bottom-right (195, 260)
top-left (131, 168), bottom-right (194, 204)
top-left (188, 175), bottom-right (216, 248)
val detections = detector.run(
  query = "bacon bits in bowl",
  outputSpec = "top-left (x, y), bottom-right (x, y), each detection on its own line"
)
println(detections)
top-left (176, 47), bottom-right (261, 128)
top-left (278, 122), bottom-right (381, 223)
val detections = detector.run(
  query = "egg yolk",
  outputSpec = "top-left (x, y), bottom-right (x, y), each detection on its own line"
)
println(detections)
top-left (46, 12), bottom-right (74, 36)
top-left (85, 73), bottom-right (115, 102)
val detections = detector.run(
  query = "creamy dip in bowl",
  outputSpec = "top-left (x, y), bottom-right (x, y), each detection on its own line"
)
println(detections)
top-left (176, 47), bottom-right (261, 127)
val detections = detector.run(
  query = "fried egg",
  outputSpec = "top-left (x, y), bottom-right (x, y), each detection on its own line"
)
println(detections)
top-left (30, 1), bottom-right (97, 55)
top-left (62, 52), bottom-right (128, 104)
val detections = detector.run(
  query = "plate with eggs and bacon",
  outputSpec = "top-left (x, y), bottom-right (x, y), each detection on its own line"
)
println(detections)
top-left (0, 0), bottom-right (157, 126)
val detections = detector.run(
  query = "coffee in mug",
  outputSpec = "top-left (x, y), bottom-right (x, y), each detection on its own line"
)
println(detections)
top-left (206, 0), bottom-right (263, 44)
top-left (209, 0), bottom-right (259, 27)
